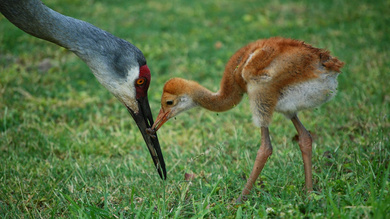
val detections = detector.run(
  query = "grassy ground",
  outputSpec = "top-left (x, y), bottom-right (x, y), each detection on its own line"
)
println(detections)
top-left (1, 0), bottom-right (389, 218)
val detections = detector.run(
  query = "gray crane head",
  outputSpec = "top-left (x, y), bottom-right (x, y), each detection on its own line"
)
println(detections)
top-left (86, 45), bottom-right (167, 180)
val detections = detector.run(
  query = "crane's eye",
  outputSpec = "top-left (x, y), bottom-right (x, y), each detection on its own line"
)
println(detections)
top-left (166, 100), bottom-right (173, 105)
top-left (136, 78), bottom-right (146, 86)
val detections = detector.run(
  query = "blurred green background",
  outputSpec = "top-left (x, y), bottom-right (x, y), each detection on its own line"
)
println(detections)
top-left (1, 0), bottom-right (389, 217)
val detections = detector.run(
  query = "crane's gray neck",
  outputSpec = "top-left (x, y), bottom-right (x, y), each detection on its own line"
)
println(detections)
top-left (0, 0), bottom-right (146, 78)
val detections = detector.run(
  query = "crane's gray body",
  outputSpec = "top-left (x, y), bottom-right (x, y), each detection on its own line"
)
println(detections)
top-left (0, 0), bottom-right (146, 84)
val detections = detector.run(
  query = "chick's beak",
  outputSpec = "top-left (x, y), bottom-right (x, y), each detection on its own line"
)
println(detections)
top-left (127, 96), bottom-right (166, 180)
top-left (151, 108), bottom-right (172, 133)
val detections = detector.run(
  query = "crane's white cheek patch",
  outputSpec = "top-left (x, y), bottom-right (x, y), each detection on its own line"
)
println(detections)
top-left (172, 95), bottom-right (197, 117)
top-left (91, 66), bottom-right (139, 113)
top-left (115, 85), bottom-right (138, 113)
top-left (115, 67), bottom-right (139, 112)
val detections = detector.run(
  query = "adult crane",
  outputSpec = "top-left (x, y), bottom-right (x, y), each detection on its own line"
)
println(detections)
top-left (150, 37), bottom-right (344, 201)
top-left (0, 0), bottom-right (166, 179)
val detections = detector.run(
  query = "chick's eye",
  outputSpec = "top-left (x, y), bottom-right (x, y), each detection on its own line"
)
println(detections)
top-left (166, 100), bottom-right (173, 105)
top-left (136, 78), bottom-right (146, 86)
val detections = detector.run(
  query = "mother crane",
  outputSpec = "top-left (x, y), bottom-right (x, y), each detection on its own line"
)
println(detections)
top-left (0, 0), bottom-right (166, 179)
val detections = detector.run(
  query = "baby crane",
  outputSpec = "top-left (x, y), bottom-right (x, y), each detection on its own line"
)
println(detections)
top-left (150, 37), bottom-right (344, 201)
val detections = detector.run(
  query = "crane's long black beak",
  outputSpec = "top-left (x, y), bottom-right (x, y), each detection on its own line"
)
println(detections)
top-left (127, 97), bottom-right (166, 180)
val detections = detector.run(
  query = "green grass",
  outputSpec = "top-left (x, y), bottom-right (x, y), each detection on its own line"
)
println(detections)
top-left (1, 0), bottom-right (389, 218)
